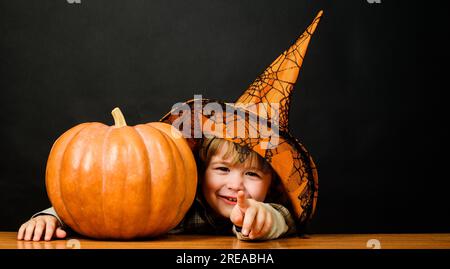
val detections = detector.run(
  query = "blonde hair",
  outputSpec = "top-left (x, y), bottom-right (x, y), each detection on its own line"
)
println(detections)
top-left (199, 138), bottom-right (271, 173)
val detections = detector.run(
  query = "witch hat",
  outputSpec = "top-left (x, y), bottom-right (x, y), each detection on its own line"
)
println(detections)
top-left (161, 11), bottom-right (322, 230)
top-left (235, 10), bottom-right (322, 132)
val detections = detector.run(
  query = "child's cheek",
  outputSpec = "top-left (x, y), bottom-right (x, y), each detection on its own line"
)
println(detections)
top-left (245, 182), bottom-right (267, 202)
top-left (212, 172), bottom-right (227, 184)
top-left (205, 171), bottom-right (225, 191)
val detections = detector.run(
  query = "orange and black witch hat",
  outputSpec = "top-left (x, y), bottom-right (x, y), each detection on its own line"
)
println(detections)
top-left (161, 11), bottom-right (322, 229)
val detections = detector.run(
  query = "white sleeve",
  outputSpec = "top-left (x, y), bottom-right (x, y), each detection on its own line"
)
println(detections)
top-left (31, 207), bottom-right (65, 228)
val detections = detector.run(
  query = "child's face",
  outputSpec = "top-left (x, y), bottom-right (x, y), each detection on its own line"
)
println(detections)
top-left (202, 144), bottom-right (272, 219)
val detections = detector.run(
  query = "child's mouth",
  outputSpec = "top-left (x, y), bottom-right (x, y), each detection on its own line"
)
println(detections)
top-left (218, 195), bottom-right (237, 205)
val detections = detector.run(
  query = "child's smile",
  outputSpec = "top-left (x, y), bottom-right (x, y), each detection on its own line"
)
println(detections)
top-left (218, 195), bottom-right (238, 205)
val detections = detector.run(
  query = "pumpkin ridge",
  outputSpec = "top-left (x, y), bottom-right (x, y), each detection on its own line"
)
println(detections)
top-left (149, 122), bottom-right (198, 225)
top-left (46, 123), bottom-right (90, 233)
top-left (118, 127), bottom-right (129, 239)
top-left (135, 124), bottom-right (177, 235)
top-left (90, 124), bottom-right (110, 237)
top-left (101, 126), bottom-right (129, 238)
top-left (153, 128), bottom-right (180, 232)
top-left (58, 123), bottom-right (98, 234)
top-left (73, 123), bottom-right (109, 238)
top-left (163, 131), bottom-right (186, 227)
top-left (119, 126), bottom-right (152, 239)
top-left (148, 123), bottom-right (188, 225)
top-left (133, 125), bottom-right (154, 237)
top-left (100, 126), bottom-right (113, 238)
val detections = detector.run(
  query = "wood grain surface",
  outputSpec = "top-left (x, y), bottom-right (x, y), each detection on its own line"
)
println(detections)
top-left (1, 232), bottom-right (449, 249)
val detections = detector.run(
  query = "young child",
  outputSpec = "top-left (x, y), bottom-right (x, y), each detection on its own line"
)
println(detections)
top-left (167, 137), bottom-right (297, 240)
top-left (17, 137), bottom-right (296, 241)
top-left (18, 11), bottom-right (322, 242)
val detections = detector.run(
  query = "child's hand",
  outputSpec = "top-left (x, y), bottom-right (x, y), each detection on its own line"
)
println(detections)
top-left (230, 191), bottom-right (273, 240)
top-left (17, 215), bottom-right (67, 241)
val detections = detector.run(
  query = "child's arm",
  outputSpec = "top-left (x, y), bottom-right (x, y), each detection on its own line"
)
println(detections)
top-left (17, 207), bottom-right (67, 241)
top-left (230, 191), bottom-right (291, 241)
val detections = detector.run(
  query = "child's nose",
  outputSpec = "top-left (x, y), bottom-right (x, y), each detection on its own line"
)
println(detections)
top-left (226, 173), bottom-right (244, 191)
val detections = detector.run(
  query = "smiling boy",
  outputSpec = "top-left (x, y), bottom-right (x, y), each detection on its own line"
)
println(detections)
top-left (170, 137), bottom-right (296, 240)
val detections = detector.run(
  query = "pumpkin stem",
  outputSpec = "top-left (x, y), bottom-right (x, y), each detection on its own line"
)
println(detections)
top-left (111, 107), bottom-right (127, 127)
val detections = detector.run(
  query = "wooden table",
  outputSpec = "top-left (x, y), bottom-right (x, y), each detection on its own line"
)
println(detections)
top-left (1, 232), bottom-right (450, 249)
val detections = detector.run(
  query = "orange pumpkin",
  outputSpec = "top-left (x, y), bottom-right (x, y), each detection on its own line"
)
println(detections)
top-left (45, 108), bottom-right (197, 239)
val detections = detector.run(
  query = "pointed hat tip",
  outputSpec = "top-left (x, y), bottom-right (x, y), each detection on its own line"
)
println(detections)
top-left (308, 10), bottom-right (324, 35)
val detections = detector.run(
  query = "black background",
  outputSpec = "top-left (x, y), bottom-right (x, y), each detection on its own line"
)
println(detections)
top-left (1, 0), bottom-right (448, 234)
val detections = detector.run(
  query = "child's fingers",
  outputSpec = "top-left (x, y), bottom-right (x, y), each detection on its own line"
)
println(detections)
top-left (23, 220), bottom-right (36, 241)
top-left (230, 205), bottom-right (244, 227)
top-left (17, 223), bottom-right (26, 240)
top-left (241, 206), bottom-right (257, 236)
top-left (55, 227), bottom-right (67, 239)
top-left (249, 207), bottom-right (267, 239)
top-left (32, 219), bottom-right (46, 241)
top-left (237, 191), bottom-right (250, 212)
top-left (258, 211), bottom-right (273, 237)
top-left (44, 219), bottom-right (57, 241)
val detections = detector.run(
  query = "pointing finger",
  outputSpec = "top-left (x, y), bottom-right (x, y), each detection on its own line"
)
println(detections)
top-left (237, 191), bottom-right (249, 212)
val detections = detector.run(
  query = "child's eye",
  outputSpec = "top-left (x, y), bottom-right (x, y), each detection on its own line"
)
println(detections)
top-left (215, 167), bottom-right (230, 172)
top-left (246, 171), bottom-right (261, 178)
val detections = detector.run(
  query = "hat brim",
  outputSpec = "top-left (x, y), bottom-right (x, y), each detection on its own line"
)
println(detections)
top-left (160, 98), bottom-right (318, 228)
